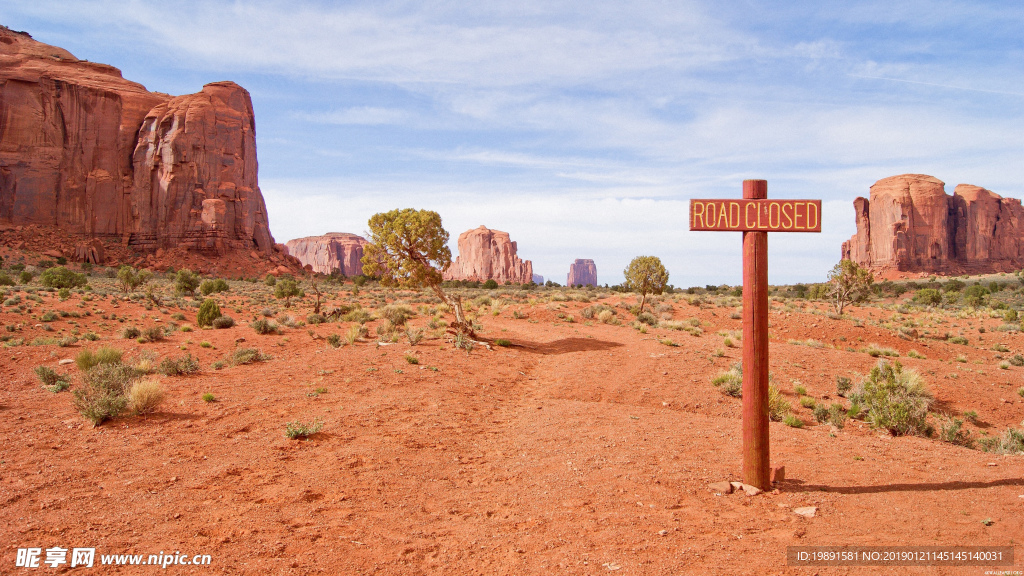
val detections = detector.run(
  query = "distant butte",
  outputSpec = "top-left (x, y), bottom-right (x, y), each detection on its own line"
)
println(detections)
top-left (567, 259), bottom-right (597, 287)
top-left (843, 174), bottom-right (1024, 275)
top-left (285, 233), bottom-right (368, 276)
top-left (443, 226), bottom-right (533, 284)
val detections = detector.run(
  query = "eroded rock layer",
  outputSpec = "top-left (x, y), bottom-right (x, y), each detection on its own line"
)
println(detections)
top-left (443, 225), bottom-right (533, 284)
top-left (842, 174), bottom-right (1024, 274)
top-left (285, 233), bottom-right (368, 276)
top-left (0, 26), bottom-right (274, 256)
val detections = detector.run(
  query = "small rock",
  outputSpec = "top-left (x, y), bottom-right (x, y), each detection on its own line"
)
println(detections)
top-left (770, 465), bottom-right (786, 484)
top-left (708, 481), bottom-right (733, 494)
top-left (730, 481), bottom-right (744, 491)
top-left (658, 530), bottom-right (667, 536)
top-left (741, 484), bottom-right (762, 496)
top-left (58, 359), bottom-right (73, 365)
top-left (987, 463), bottom-right (997, 467)
top-left (794, 506), bottom-right (817, 518)
top-left (235, 337), bottom-right (246, 343)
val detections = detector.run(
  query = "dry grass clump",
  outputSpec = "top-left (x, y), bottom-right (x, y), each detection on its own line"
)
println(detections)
top-left (127, 380), bottom-right (165, 415)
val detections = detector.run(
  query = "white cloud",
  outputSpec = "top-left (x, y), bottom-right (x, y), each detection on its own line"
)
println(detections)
top-left (292, 106), bottom-right (410, 125)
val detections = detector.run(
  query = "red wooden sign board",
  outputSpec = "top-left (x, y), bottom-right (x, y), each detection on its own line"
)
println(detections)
top-left (690, 181), bottom-right (822, 490)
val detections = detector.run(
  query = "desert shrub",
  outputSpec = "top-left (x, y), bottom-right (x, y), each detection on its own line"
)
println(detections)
top-left (174, 269), bottom-right (200, 296)
top-left (326, 333), bottom-right (342, 348)
top-left (636, 311), bottom-right (658, 326)
top-left (200, 278), bottom-right (230, 296)
top-left (250, 319), bottom-right (280, 335)
top-left (406, 327), bottom-right (424, 346)
top-left (285, 418), bottom-right (323, 439)
top-left (72, 362), bottom-right (138, 426)
top-left (158, 353), bottom-right (199, 376)
top-left (482, 279), bottom-right (499, 289)
top-left (978, 423), bottom-right (1024, 454)
top-left (35, 366), bottom-right (70, 392)
top-left (863, 343), bottom-right (899, 358)
top-left (264, 274), bottom-right (277, 287)
top-left (116, 266), bottom-right (151, 293)
top-left (127, 380), bottom-right (165, 415)
top-left (202, 393), bottom-right (216, 402)
top-left (0, 272), bottom-right (14, 286)
top-left (19, 270), bottom-right (33, 284)
top-left (711, 364), bottom-right (743, 397)
top-left (212, 315), bottom-right (235, 329)
top-left (1011, 355), bottom-right (1024, 367)
top-left (40, 266), bottom-right (87, 289)
top-left (274, 278), bottom-right (302, 306)
top-left (835, 375), bottom-right (851, 397)
top-left (913, 288), bottom-right (942, 305)
top-left (812, 403), bottom-right (829, 424)
top-left (342, 309), bottom-right (372, 323)
top-left (40, 310), bottom-right (58, 322)
top-left (122, 326), bottom-right (141, 339)
top-left (261, 307), bottom-right (276, 318)
top-left (196, 299), bottom-right (221, 327)
top-left (948, 335), bottom-right (969, 345)
top-left (82, 332), bottom-right (99, 341)
top-left (345, 324), bottom-right (365, 345)
top-left (75, 346), bottom-right (123, 371)
top-left (404, 354), bottom-right (419, 364)
top-left (963, 284), bottom-right (989, 307)
top-left (767, 380), bottom-right (790, 421)
top-left (783, 415), bottom-right (803, 428)
top-left (232, 347), bottom-right (271, 365)
top-left (827, 403), bottom-right (848, 428)
top-left (142, 326), bottom-right (164, 342)
top-left (381, 305), bottom-right (415, 326)
top-left (849, 360), bottom-right (933, 436)
top-left (938, 417), bottom-right (974, 448)
top-left (800, 396), bottom-right (816, 409)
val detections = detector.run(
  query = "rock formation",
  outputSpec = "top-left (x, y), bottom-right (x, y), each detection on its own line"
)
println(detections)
top-left (842, 174), bottom-right (1024, 274)
top-left (443, 225), bottom-right (533, 284)
top-left (0, 26), bottom-right (275, 259)
top-left (567, 259), bottom-right (597, 287)
top-left (532, 273), bottom-right (544, 284)
top-left (285, 233), bottom-right (368, 276)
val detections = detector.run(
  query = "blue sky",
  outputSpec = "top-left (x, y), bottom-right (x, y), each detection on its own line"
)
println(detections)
top-left (3, 1), bottom-right (1021, 285)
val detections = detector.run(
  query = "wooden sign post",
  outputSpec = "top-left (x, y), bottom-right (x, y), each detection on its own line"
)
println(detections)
top-left (690, 180), bottom-right (822, 490)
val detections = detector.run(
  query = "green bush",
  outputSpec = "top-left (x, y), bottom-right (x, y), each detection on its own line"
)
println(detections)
top-left (306, 313), bottom-right (326, 325)
top-left (200, 278), bottom-right (230, 295)
top-left (0, 273), bottom-right (15, 286)
top-left (963, 284), bottom-right (989, 307)
top-left (978, 423), bottom-right (1024, 455)
top-left (850, 360), bottom-right (933, 436)
top-left (285, 418), bottom-right (324, 439)
top-left (175, 269), bottom-right (200, 296)
top-left (482, 279), bottom-right (499, 289)
top-left (75, 346), bottom-right (123, 371)
top-left (938, 417), bottom-right (974, 448)
top-left (72, 362), bottom-right (138, 426)
top-left (326, 333), bottom-right (342, 348)
top-left (122, 326), bottom-right (141, 339)
top-left (142, 326), bottom-right (164, 342)
top-left (264, 274), bottom-right (277, 287)
top-left (116, 266), bottom-right (151, 293)
top-left (767, 380), bottom-right (790, 421)
top-left (35, 366), bottom-right (71, 392)
top-left (196, 299), bottom-right (222, 327)
top-left (836, 376), bottom-right (852, 397)
top-left (18, 270), bottom-right (32, 284)
top-left (636, 311), bottom-right (658, 326)
top-left (39, 266), bottom-right (86, 289)
top-left (913, 288), bottom-right (942, 305)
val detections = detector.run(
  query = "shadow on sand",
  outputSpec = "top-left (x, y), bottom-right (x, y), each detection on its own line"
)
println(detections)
top-left (785, 477), bottom-right (1024, 494)
top-left (504, 337), bottom-right (624, 355)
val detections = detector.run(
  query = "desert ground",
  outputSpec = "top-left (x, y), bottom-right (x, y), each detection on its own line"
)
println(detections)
top-left (1, 257), bottom-right (1022, 575)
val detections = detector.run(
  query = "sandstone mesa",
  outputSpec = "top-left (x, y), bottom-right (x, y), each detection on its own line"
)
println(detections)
top-left (0, 26), bottom-right (276, 265)
top-left (843, 174), bottom-right (1024, 275)
top-left (442, 225), bottom-right (533, 284)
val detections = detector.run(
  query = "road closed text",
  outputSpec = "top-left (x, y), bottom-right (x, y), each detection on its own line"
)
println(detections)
top-left (689, 199), bottom-right (822, 232)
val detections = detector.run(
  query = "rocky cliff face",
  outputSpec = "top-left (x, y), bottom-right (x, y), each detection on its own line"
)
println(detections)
top-left (567, 259), bottom-right (597, 287)
top-left (0, 26), bottom-right (274, 258)
top-left (285, 233), bottom-right (368, 276)
top-left (842, 174), bottom-right (1024, 274)
top-left (443, 225), bottom-right (533, 284)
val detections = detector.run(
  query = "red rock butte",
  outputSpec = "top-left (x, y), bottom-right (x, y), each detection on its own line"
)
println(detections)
top-left (842, 174), bottom-right (1024, 275)
top-left (285, 233), bottom-right (368, 276)
top-left (567, 259), bottom-right (597, 287)
top-left (443, 226), bottom-right (533, 284)
top-left (0, 26), bottom-right (275, 260)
